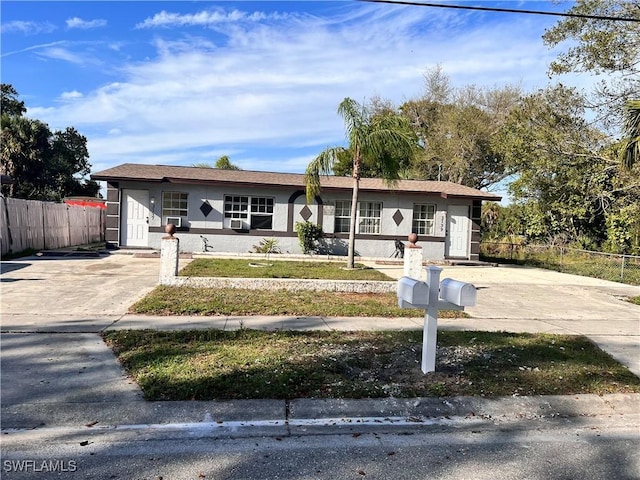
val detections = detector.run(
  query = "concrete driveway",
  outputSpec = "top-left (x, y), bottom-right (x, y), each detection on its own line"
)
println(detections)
top-left (368, 261), bottom-right (640, 375)
top-left (1, 252), bottom-right (170, 331)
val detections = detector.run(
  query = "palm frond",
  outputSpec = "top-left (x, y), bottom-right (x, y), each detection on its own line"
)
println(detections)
top-left (304, 147), bottom-right (345, 203)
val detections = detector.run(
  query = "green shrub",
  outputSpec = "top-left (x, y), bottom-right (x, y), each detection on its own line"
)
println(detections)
top-left (295, 221), bottom-right (324, 254)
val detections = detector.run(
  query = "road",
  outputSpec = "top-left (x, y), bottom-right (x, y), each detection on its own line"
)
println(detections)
top-left (2, 413), bottom-right (639, 480)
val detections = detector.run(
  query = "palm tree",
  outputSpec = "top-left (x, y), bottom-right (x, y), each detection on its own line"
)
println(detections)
top-left (305, 97), bottom-right (416, 268)
top-left (622, 100), bottom-right (640, 169)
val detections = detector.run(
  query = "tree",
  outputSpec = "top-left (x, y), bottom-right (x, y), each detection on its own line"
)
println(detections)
top-left (332, 96), bottom-right (414, 178)
top-left (496, 84), bottom-right (640, 247)
top-left (0, 85), bottom-right (99, 201)
top-left (214, 155), bottom-right (241, 170)
top-left (305, 97), bottom-right (416, 268)
top-left (400, 68), bottom-right (521, 189)
top-left (192, 155), bottom-right (241, 170)
top-left (1, 84), bottom-right (26, 117)
top-left (542, 0), bottom-right (640, 130)
top-left (621, 100), bottom-right (640, 168)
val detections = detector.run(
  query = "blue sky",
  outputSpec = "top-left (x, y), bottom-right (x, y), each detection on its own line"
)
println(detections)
top-left (2, 1), bottom-right (581, 194)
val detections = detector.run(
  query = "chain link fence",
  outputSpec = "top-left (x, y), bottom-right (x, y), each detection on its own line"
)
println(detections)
top-left (480, 242), bottom-right (640, 286)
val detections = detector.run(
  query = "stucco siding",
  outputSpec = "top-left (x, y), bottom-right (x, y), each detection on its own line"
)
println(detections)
top-left (110, 180), bottom-right (470, 260)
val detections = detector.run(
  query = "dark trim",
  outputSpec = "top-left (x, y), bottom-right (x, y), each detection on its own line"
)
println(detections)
top-left (106, 204), bottom-right (119, 216)
top-left (106, 216), bottom-right (119, 229)
top-left (287, 191), bottom-right (323, 234)
top-left (105, 230), bottom-right (119, 242)
top-left (149, 227), bottom-right (446, 243)
top-left (287, 190), bottom-right (306, 204)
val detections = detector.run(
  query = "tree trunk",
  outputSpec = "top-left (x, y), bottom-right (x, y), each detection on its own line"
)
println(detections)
top-left (347, 176), bottom-right (359, 269)
top-left (347, 156), bottom-right (361, 269)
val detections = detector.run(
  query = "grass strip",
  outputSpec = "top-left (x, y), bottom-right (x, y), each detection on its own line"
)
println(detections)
top-left (103, 329), bottom-right (640, 401)
top-left (179, 259), bottom-right (393, 281)
top-left (129, 286), bottom-right (465, 318)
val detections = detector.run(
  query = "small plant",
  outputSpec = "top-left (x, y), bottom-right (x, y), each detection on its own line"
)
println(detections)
top-left (295, 221), bottom-right (324, 254)
top-left (252, 238), bottom-right (280, 255)
top-left (251, 238), bottom-right (280, 264)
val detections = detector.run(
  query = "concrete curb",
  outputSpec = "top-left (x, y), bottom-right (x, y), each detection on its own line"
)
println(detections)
top-left (3, 394), bottom-right (638, 431)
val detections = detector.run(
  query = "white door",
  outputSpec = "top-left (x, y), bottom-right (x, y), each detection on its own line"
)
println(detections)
top-left (121, 189), bottom-right (149, 247)
top-left (446, 205), bottom-right (470, 258)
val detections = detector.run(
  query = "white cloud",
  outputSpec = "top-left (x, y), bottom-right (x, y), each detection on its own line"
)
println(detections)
top-left (1, 20), bottom-right (56, 35)
top-left (135, 8), bottom-right (285, 29)
top-left (1, 40), bottom-right (68, 58)
top-left (59, 90), bottom-right (83, 100)
top-left (35, 46), bottom-right (89, 65)
top-left (28, 4), bottom-right (583, 174)
top-left (66, 17), bottom-right (107, 30)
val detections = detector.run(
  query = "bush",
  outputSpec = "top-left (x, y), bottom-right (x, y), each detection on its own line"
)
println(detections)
top-left (295, 221), bottom-right (323, 254)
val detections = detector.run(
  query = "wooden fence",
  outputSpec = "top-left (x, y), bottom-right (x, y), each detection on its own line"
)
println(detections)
top-left (0, 196), bottom-right (105, 256)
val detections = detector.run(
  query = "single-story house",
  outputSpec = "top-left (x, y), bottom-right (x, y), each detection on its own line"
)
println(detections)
top-left (91, 163), bottom-right (501, 260)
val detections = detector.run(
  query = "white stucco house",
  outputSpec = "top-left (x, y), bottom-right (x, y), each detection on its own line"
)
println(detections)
top-left (91, 163), bottom-right (501, 260)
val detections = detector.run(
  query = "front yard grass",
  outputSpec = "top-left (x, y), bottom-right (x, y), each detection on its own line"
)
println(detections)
top-left (129, 286), bottom-right (465, 318)
top-left (179, 258), bottom-right (392, 281)
top-left (103, 329), bottom-right (640, 400)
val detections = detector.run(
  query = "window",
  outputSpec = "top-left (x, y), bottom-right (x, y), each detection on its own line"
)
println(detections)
top-left (250, 197), bottom-right (274, 229)
top-left (224, 195), bottom-right (274, 229)
top-left (358, 202), bottom-right (382, 234)
top-left (413, 204), bottom-right (436, 235)
top-left (334, 201), bottom-right (382, 235)
top-left (162, 192), bottom-right (188, 217)
top-left (334, 200), bottom-right (351, 233)
top-left (224, 196), bottom-right (248, 219)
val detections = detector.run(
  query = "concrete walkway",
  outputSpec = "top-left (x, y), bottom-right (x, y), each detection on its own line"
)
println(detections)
top-left (1, 252), bottom-right (638, 431)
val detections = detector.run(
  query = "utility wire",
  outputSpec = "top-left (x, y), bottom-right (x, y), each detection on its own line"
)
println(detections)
top-left (360, 0), bottom-right (640, 23)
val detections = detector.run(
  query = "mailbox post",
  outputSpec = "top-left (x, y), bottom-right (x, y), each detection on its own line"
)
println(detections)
top-left (397, 266), bottom-right (476, 374)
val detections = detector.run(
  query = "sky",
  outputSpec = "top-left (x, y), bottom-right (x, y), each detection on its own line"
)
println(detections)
top-left (1, 0), bottom-right (583, 196)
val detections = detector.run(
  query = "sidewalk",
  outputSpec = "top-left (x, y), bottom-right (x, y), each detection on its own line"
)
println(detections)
top-left (1, 253), bottom-right (639, 432)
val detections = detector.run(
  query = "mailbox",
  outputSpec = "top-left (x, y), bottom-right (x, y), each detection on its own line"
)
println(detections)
top-left (397, 276), bottom-right (430, 308)
top-left (439, 278), bottom-right (477, 307)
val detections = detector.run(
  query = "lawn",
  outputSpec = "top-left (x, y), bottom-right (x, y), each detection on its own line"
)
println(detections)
top-left (103, 329), bottom-right (640, 401)
top-left (133, 257), bottom-right (467, 317)
top-left (129, 286), bottom-right (465, 318)
top-left (179, 258), bottom-right (393, 281)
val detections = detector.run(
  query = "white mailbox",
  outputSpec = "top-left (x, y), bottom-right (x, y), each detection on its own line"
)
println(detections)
top-left (439, 278), bottom-right (477, 307)
top-left (397, 276), bottom-right (430, 308)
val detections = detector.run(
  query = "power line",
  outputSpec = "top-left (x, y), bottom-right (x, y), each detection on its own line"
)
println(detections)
top-left (360, 0), bottom-right (640, 23)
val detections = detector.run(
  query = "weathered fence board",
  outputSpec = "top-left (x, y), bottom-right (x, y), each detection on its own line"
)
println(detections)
top-left (0, 197), bottom-right (105, 256)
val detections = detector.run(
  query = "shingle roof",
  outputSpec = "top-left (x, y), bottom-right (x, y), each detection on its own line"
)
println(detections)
top-left (92, 163), bottom-right (501, 201)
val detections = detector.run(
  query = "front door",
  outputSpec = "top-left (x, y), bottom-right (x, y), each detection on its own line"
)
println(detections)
top-left (121, 189), bottom-right (149, 247)
top-left (446, 205), bottom-right (470, 258)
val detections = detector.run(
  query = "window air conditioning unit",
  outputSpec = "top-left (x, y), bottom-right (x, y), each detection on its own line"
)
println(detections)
top-left (166, 216), bottom-right (182, 228)
top-left (230, 219), bottom-right (244, 229)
